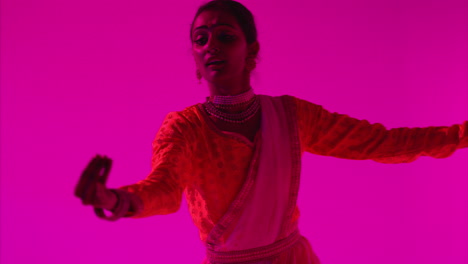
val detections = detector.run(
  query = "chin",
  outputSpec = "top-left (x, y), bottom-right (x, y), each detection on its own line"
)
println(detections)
top-left (207, 73), bottom-right (235, 83)
top-left (207, 69), bottom-right (244, 83)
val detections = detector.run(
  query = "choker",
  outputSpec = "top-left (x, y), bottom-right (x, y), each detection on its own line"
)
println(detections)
top-left (203, 87), bottom-right (260, 124)
top-left (206, 87), bottom-right (255, 105)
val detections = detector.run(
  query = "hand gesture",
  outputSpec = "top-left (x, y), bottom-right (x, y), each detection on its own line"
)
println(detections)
top-left (74, 155), bottom-right (117, 211)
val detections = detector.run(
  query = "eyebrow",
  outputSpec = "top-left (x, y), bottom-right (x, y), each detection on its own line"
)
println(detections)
top-left (194, 23), bottom-right (235, 31)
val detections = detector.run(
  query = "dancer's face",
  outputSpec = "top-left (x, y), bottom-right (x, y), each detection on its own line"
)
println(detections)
top-left (191, 10), bottom-right (253, 83)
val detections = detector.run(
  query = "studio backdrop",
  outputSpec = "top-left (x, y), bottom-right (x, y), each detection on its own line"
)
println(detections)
top-left (1, 0), bottom-right (467, 263)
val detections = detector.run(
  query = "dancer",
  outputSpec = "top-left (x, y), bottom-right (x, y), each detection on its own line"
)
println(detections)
top-left (74, 1), bottom-right (468, 263)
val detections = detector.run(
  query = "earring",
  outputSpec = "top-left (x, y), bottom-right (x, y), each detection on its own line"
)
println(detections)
top-left (196, 69), bottom-right (202, 84)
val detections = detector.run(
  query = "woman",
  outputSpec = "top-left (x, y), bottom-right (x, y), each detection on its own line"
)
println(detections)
top-left (74, 0), bottom-right (468, 263)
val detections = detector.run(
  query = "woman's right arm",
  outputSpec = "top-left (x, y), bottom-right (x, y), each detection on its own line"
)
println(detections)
top-left (115, 111), bottom-right (194, 218)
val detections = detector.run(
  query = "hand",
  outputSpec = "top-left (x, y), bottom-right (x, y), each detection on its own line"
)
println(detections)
top-left (74, 155), bottom-right (117, 211)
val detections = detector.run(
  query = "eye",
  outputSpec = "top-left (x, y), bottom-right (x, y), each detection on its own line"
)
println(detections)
top-left (194, 37), bottom-right (207, 46)
top-left (220, 34), bottom-right (235, 42)
top-left (193, 33), bottom-right (236, 46)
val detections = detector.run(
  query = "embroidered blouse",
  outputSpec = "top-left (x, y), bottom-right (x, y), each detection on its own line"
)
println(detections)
top-left (117, 95), bottom-right (468, 242)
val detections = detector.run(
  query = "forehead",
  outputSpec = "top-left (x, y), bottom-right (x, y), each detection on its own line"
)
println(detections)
top-left (192, 10), bottom-right (241, 32)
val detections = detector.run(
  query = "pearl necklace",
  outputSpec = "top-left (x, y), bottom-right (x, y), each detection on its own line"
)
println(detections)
top-left (203, 88), bottom-right (261, 124)
top-left (206, 87), bottom-right (256, 105)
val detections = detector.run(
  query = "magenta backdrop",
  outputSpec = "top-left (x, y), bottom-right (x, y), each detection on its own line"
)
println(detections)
top-left (1, 0), bottom-right (467, 263)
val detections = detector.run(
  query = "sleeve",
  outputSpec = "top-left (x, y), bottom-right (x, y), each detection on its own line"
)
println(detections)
top-left (294, 96), bottom-right (468, 164)
top-left (117, 111), bottom-right (193, 218)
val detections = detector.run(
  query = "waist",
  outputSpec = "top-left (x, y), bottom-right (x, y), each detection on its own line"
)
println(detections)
top-left (206, 229), bottom-right (301, 263)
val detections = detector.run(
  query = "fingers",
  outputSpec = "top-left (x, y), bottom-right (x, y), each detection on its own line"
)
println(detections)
top-left (75, 154), bottom-right (115, 208)
top-left (83, 156), bottom-right (106, 204)
top-left (75, 155), bottom-right (113, 202)
top-left (82, 180), bottom-right (97, 205)
top-left (94, 182), bottom-right (113, 209)
top-left (74, 155), bottom-right (101, 198)
top-left (97, 156), bottom-right (112, 185)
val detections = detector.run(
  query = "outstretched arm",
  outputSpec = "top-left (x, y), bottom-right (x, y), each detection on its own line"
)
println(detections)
top-left (116, 111), bottom-right (193, 218)
top-left (294, 96), bottom-right (467, 164)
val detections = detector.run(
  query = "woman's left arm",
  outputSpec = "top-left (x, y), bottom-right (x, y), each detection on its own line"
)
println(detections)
top-left (294, 96), bottom-right (468, 164)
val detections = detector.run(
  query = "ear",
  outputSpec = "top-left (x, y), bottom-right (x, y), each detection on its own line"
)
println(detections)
top-left (248, 41), bottom-right (260, 58)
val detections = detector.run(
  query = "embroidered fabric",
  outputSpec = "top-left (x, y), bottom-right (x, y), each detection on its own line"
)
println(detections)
top-left (204, 95), bottom-right (298, 252)
top-left (206, 229), bottom-right (301, 263)
top-left (203, 231), bottom-right (321, 264)
top-left (294, 97), bottom-right (468, 163)
top-left (116, 95), bottom-right (468, 243)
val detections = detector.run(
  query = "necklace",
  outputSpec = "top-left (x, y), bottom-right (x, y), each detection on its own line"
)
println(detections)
top-left (206, 87), bottom-right (256, 105)
top-left (203, 87), bottom-right (261, 124)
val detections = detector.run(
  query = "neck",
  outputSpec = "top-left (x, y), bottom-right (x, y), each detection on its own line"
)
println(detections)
top-left (207, 73), bottom-right (251, 96)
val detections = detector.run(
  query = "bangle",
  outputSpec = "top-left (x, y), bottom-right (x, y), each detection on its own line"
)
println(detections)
top-left (110, 189), bottom-right (120, 212)
top-left (94, 189), bottom-right (130, 221)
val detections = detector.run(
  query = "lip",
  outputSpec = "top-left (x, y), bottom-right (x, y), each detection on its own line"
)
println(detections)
top-left (206, 58), bottom-right (225, 66)
top-left (207, 62), bottom-right (225, 69)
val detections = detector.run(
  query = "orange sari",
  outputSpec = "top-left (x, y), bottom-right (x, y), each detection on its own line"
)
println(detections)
top-left (117, 95), bottom-right (467, 263)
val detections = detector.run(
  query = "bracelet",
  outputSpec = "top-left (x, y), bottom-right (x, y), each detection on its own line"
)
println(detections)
top-left (94, 189), bottom-right (131, 221)
top-left (110, 189), bottom-right (120, 211)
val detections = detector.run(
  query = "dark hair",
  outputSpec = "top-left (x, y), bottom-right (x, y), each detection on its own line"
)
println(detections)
top-left (189, 0), bottom-right (258, 45)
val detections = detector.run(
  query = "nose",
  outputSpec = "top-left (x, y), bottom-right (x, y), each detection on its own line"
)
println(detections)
top-left (206, 35), bottom-right (220, 55)
top-left (208, 47), bottom-right (219, 55)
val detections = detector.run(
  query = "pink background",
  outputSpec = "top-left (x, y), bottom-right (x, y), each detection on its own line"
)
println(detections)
top-left (1, 0), bottom-right (467, 263)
